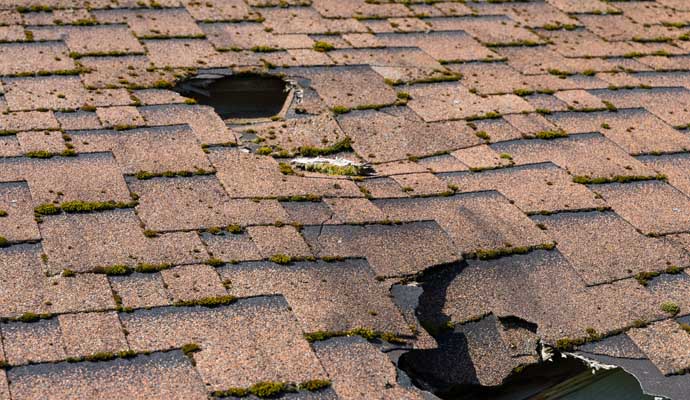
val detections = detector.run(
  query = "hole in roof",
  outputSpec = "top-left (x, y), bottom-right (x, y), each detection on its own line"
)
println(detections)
top-left (173, 73), bottom-right (291, 120)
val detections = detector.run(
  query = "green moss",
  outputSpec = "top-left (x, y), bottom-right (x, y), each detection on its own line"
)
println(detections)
top-left (143, 229), bottom-right (158, 238)
top-left (60, 200), bottom-right (135, 213)
top-left (635, 271), bottom-right (661, 286)
top-left (513, 88), bottom-right (534, 96)
top-left (278, 194), bottom-right (322, 202)
top-left (299, 137), bottom-right (353, 157)
top-left (473, 243), bottom-right (555, 260)
top-left (206, 257), bottom-right (225, 267)
top-left (466, 111), bottom-right (501, 121)
top-left (555, 337), bottom-right (586, 351)
top-left (257, 146), bottom-right (273, 155)
top-left (547, 68), bottom-right (574, 77)
top-left (96, 264), bottom-right (131, 276)
top-left (681, 323), bottom-right (690, 333)
top-left (213, 387), bottom-right (249, 397)
top-left (174, 294), bottom-right (237, 308)
top-left (304, 328), bottom-right (405, 344)
top-left (17, 312), bottom-right (42, 323)
top-left (572, 174), bottom-right (666, 185)
top-left (313, 41), bottom-right (335, 52)
top-left (474, 131), bottom-right (490, 141)
top-left (396, 91), bottom-right (411, 100)
top-left (135, 263), bottom-right (172, 273)
top-left (25, 150), bottom-right (53, 159)
top-left (181, 343), bottom-right (201, 356)
top-left (278, 162), bottom-right (295, 175)
top-left (84, 352), bottom-right (118, 362)
top-left (270, 254), bottom-right (293, 265)
top-left (134, 169), bottom-right (213, 180)
top-left (602, 100), bottom-right (618, 112)
top-left (34, 203), bottom-right (61, 216)
top-left (62, 269), bottom-right (76, 277)
top-left (665, 265), bottom-right (682, 274)
top-left (250, 381), bottom-right (290, 397)
top-left (299, 379), bottom-right (331, 391)
top-left (0, 209), bottom-right (7, 217)
top-left (227, 224), bottom-right (243, 234)
top-left (251, 45), bottom-right (281, 52)
top-left (535, 130), bottom-right (568, 140)
top-left (331, 105), bottom-right (351, 114)
top-left (302, 163), bottom-right (361, 176)
top-left (661, 301), bottom-right (680, 315)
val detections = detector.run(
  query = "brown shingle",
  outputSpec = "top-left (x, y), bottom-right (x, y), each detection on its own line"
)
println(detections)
top-left (58, 311), bottom-right (129, 357)
top-left (220, 259), bottom-right (410, 334)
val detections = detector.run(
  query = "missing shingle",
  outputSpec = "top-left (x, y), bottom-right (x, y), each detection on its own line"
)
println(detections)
top-left (173, 73), bottom-right (291, 120)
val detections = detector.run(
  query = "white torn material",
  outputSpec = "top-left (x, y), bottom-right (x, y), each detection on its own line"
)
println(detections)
top-left (290, 157), bottom-right (374, 175)
top-left (563, 351), bottom-right (618, 373)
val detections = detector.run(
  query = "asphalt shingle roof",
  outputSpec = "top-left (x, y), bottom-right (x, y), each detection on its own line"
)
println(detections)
top-left (0, 0), bottom-right (689, 399)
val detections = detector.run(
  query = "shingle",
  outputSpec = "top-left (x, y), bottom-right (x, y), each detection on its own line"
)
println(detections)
top-left (121, 296), bottom-right (327, 389)
top-left (58, 311), bottom-right (129, 357)
top-left (0, 42), bottom-right (75, 76)
top-left (261, 7), bottom-right (366, 34)
top-left (594, 181), bottom-right (690, 235)
top-left (532, 211), bottom-right (690, 285)
top-left (441, 250), bottom-right (664, 342)
top-left (627, 320), bottom-right (690, 375)
top-left (291, 65), bottom-right (396, 109)
top-left (8, 351), bottom-right (208, 400)
top-left (439, 163), bottom-right (605, 214)
top-left (207, 148), bottom-right (361, 198)
top-left (592, 87), bottom-right (690, 128)
top-left (16, 130), bottom-right (66, 154)
top-left (323, 197), bottom-right (386, 224)
top-left (161, 264), bottom-right (227, 302)
top-left (79, 55), bottom-right (178, 90)
top-left (337, 107), bottom-right (480, 163)
top-left (201, 231), bottom-right (262, 263)
top-left (40, 209), bottom-right (208, 273)
top-left (98, 8), bottom-right (203, 38)
top-left (639, 153), bottom-right (690, 197)
top-left (45, 273), bottom-right (115, 314)
top-left (2, 319), bottom-right (65, 365)
top-left (143, 38), bottom-right (232, 68)
top-left (492, 133), bottom-right (657, 180)
top-left (0, 244), bottom-right (49, 318)
top-left (61, 25), bottom-right (145, 56)
top-left (313, 337), bottom-right (424, 399)
top-left (426, 16), bottom-right (541, 45)
top-left (110, 273), bottom-right (172, 309)
top-left (312, 0), bottom-right (412, 19)
top-left (548, 108), bottom-right (690, 155)
top-left (0, 181), bottom-right (40, 242)
top-left (220, 259), bottom-right (410, 334)
top-left (377, 31), bottom-right (496, 62)
top-left (374, 192), bottom-right (551, 255)
top-left (406, 81), bottom-right (533, 123)
top-left (451, 145), bottom-right (512, 171)
top-left (0, 153), bottom-right (131, 205)
top-left (247, 225), bottom-right (312, 258)
top-left (70, 125), bottom-right (212, 174)
top-left (242, 113), bottom-right (345, 153)
top-left (183, 0), bottom-right (258, 21)
top-left (302, 221), bottom-right (459, 277)
top-left (130, 175), bottom-right (288, 231)
top-left (96, 106), bottom-right (145, 128)
top-left (139, 104), bottom-right (237, 145)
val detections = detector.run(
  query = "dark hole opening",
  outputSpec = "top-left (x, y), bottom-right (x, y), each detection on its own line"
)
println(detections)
top-left (173, 74), bottom-right (290, 119)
